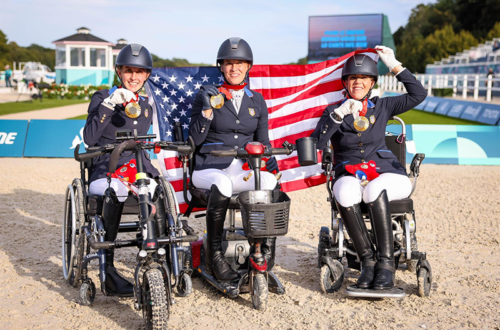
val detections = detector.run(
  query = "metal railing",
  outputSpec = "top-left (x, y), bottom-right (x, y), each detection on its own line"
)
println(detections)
top-left (379, 73), bottom-right (500, 102)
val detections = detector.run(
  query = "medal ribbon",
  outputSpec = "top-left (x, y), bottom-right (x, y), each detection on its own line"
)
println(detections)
top-left (221, 82), bottom-right (247, 90)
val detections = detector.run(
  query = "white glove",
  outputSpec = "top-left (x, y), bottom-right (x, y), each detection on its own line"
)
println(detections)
top-left (375, 45), bottom-right (401, 71)
top-left (102, 88), bottom-right (136, 110)
top-left (331, 99), bottom-right (363, 121)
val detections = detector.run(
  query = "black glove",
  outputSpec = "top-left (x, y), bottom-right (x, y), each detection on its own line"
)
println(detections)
top-left (266, 156), bottom-right (279, 173)
top-left (200, 85), bottom-right (220, 110)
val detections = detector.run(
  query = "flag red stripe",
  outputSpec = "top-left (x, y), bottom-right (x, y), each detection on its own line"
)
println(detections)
top-left (270, 129), bottom-right (315, 147)
top-left (280, 174), bottom-right (326, 192)
top-left (268, 106), bottom-right (325, 130)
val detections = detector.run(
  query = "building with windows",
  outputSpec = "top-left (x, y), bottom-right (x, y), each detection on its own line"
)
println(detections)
top-left (52, 27), bottom-right (121, 86)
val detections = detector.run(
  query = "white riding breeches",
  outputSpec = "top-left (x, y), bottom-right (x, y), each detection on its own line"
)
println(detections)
top-left (89, 178), bottom-right (158, 202)
top-left (192, 158), bottom-right (278, 198)
top-left (333, 173), bottom-right (412, 208)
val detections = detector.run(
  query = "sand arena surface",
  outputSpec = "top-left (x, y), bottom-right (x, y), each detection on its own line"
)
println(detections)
top-left (0, 158), bottom-right (499, 329)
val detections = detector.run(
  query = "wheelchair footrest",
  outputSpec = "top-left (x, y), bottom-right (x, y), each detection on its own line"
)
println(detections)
top-left (346, 285), bottom-right (406, 299)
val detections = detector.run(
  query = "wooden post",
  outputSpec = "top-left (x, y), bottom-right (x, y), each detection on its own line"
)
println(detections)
top-left (486, 75), bottom-right (492, 102)
top-left (453, 75), bottom-right (457, 97)
top-left (462, 75), bottom-right (468, 99)
top-left (474, 75), bottom-right (479, 100)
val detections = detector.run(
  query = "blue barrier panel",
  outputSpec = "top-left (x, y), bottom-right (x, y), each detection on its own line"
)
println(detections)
top-left (447, 103), bottom-right (467, 118)
top-left (476, 104), bottom-right (500, 125)
top-left (460, 103), bottom-right (484, 121)
top-left (414, 98), bottom-right (428, 110)
top-left (24, 119), bottom-right (159, 159)
top-left (434, 99), bottom-right (454, 115)
top-left (423, 97), bottom-right (440, 112)
top-left (0, 120), bottom-right (29, 157)
top-left (24, 120), bottom-right (86, 157)
top-left (411, 125), bottom-right (500, 165)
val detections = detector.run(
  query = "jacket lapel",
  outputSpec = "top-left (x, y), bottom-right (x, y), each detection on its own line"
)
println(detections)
top-left (223, 97), bottom-right (239, 119)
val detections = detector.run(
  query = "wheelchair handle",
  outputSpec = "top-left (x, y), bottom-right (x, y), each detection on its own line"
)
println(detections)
top-left (74, 144), bottom-right (105, 162)
top-left (210, 146), bottom-right (295, 158)
top-left (109, 139), bottom-right (137, 173)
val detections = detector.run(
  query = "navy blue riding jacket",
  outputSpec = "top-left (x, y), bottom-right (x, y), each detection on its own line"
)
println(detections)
top-left (83, 89), bottom-right (160, 182)
top-left (189, 85), bottom-right (271, 171)
top-left (310, 69), bottom-right (426, 179)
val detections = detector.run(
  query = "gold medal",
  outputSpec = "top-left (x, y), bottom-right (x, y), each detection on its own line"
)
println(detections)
top-left (125, 102), bottom-right (141, 118)
top-left (354, 116), bottom-right (369, 132)
top-left (210, 94), bottom-right (224, 109)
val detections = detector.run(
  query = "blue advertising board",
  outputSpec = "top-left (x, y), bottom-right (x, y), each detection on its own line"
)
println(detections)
top-left (460, 103), bottom-right (484, 121)
top-left (476, 104), bottom-right (500, 125)
top-left (0, 120), bottom-right (29, 157)
top-left (435, 100), bottom-right (454, 115)
top-left (423, 97), bottom-right (440, 112)
top-left (410, 125), bottom-right (500, 165)
top-left (414, 98), bottom-right (428, 110)
top-left (447, 103), bottom-right (466, 118)
top-left (24, 120), bottom-right (86, 157)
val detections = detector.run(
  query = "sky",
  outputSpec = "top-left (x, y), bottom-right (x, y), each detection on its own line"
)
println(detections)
top-left (0, 0), bottom-right (436, 65)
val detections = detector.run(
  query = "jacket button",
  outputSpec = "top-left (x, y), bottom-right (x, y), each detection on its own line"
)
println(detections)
top-left (357, 133), bottom-right (362, 137)
top-left (361, 159), bottom-right (365, 162)
top-left (236, 120), bottom-right (240, 124)
top-left (360, 150), bottom-right (365, 153)
top-left (234, 146), bottom-right (238, 149)
top-left (358, 142), bottom-right (363, 146)
top-left (234, 135), bottom-right (238, 139)
top-left (322, 131), bottom-right (327, 134)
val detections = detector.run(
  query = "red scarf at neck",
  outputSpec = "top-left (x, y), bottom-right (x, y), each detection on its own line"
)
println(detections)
top-left (218, 82), bottom-right (247, 100)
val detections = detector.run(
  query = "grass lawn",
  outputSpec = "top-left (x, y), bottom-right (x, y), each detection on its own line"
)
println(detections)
top-left (390, 109), bottom-right (484, 125)
top-left (0, 99), bottom-right (89, 116)
top-left (69, 114), bottom-right (87, 120)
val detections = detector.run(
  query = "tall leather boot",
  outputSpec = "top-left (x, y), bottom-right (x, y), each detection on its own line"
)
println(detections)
top-left (367, 190), bottom-right (396, 290)
top-left (337, 202), bottom-right (376, 289)
top-left (262, 237), bottom-right (276, 271)
top-left (205, 185), bottom-right (240, 283)
top-left (102, 188), bottom-right (134, 297)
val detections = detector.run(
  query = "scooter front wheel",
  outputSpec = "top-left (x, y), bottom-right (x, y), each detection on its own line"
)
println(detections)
top-left (252, 273), bottom-right (268, 311)
top-left (143, 269), bottom-right (169, 330)
top-left (320, 259), bottom-right (344, 293)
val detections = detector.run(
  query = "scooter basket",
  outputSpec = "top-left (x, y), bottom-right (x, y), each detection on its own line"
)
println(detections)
top-left (238, 190), bottom-right (291, 238)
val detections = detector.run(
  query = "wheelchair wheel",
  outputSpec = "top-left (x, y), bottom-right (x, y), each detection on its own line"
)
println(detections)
top-left (69, 227), bottom-right (87, 287)
top-left (417, 267), bottom-right (431, 297)
top-left (320, 259), bottom-right (344, 294)
top-left (142, 269), bottom-right (169, 330)
top-left (252, 273), bottom-right (268, 311)
top-left (176, 272), bottom-right (192, 297)
top-left (62, 179), bottom-right (85, 281)
top-left (159, 177), bottom-right (179, 217)
top-left (79, 280), bottom-right (96, 306)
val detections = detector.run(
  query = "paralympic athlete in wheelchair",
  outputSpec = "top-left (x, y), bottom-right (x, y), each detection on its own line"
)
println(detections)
top-left (311, 46), bottom-right (432, 298)
top-left (62, 44), bottom-right (197, 329)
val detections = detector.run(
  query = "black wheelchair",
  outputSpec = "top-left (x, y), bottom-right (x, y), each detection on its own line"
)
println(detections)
top-left (317, 116), bottom-right (432, 298)
top-left (62, 130), bottom-right (197, 329)
top-left (170, 122), bottom-right (292, 311)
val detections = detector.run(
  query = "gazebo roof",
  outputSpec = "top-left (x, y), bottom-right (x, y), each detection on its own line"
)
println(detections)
top-left (53, 28), bottom-right (111, 44)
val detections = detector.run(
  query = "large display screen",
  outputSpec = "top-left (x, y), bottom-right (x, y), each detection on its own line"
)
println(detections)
top-left (308, 14), bottom-right (383, 62)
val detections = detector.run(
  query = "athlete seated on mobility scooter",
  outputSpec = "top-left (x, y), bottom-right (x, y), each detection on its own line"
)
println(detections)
top-left (83, 43), bottom-right (169, 297)
top-left (310, 47), bottom-right (427, 292)
top-left (188, 37), bottom-right (281, 284)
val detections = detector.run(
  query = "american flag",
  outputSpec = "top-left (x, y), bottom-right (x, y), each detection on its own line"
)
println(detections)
top-left (146, 49), bottom-right (378, 212)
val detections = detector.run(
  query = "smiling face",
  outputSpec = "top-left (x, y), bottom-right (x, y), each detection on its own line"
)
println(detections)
top-left (221, 59), bottom-right (251, 85)
top-left (346, 75), bottom-right (375, 100)
top-left (117, 66), bottom-right (150, 93)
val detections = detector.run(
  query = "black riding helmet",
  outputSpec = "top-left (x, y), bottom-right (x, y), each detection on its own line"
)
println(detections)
top-left (216, 37), bottom-right (253, 73)
top-left (115, 44), bottom-right (153, 91)
top-left (341, 54), bottom-right (378, 100)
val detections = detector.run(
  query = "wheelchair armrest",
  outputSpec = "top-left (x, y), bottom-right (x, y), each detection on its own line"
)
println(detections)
top-left (409, 153), bottom-right (425, 178)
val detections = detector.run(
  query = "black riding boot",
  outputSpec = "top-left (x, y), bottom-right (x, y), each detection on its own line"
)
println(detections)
top-left (367, 190), bottom-right (396, 290)
top-left (337, 202), bottom-right (376, 289)
top-left (205, 185), bottom-right (240, 283)
top-left (102, 188), bottom-right (134, 297)
top-left (262, 237), bottom-right (276, 271)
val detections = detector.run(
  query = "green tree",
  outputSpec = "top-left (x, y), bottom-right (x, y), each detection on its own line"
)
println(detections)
top-left (486, 22), bottom-right (500, 41)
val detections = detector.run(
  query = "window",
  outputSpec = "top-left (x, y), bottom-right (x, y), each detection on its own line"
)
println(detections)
top-left (56, 47), bottom-right (66, 67)
top-left (90, 48), bottom-right (106, 67)
top-left (70, 47), bottom-right (85, 67)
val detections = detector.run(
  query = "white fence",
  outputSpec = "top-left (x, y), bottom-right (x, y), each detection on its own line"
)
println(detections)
top-left (378, 74), bottom-right (500, 102)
